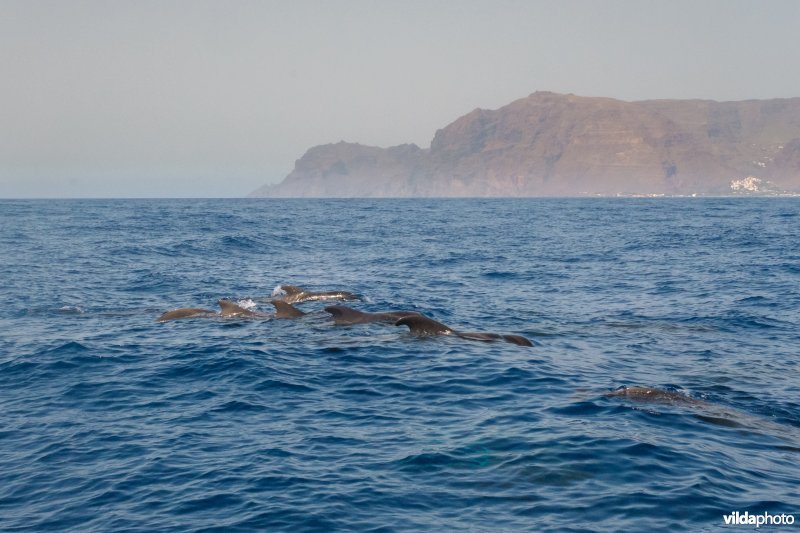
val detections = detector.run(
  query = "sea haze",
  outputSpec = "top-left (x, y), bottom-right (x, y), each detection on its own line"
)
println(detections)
top-left (1, 198), bottom-right (799, 531)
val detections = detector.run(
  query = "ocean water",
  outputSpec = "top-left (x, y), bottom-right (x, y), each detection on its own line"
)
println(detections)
top-left (1, 198), bottom-right (798, 532)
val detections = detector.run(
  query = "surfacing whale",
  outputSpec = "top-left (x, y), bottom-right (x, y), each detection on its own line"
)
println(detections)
top-left (604, 386), bottom-right (702, 406)
top-left (156, 307), bottom-right (217, 322)
top-left (157, 300), bottom-right (300, 322)
top-left (217, 300), bottom-right (270, 319)
top-left (271, 300), bottom-right (306, 319)
top-left (603, 386), bottom-right (800, 445)
top-left (394, 314), bottom-right (534, 347)
top-left (274, 284), bottom-right (361, 304)
top-left (324, 304), bottom-right (420, 325)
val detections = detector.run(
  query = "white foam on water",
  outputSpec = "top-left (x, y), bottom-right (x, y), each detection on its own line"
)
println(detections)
top-left (57, 305), bottom-right (84, 314)
top-left (271, 284), bottom-right (286, 297)
top-left (235, 299), bottom-right (257, 310)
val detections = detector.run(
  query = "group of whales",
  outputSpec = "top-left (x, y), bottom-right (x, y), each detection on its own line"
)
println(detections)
top-left (157, 285), bottom-right (797, 435)
top-left (157, 284), bottom-right (534, 347)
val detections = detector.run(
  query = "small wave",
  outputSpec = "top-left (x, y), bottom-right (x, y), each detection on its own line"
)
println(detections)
top-left (394, 439), bottom-right (524, 474)
top-left (173, 492), bottom-right (246, 515)
top-left (211, 399), bottom-right (264, 413)
top-left (220, 235), bottom-right (262, 249)
top-left (255, 378), bottom-right (315, 394)
top-left (782, 263), bottom-right (800, 274)
top-left (16, 304), bottom-right (87, 318)
top-left (724, 315), bottom-right (787, 331)
top-left (56, 305), bottom-right (84, 315)
top-left (395, 451), bottom-right (464, 473)
top-left (42, 341), bottom-right (91, 355)
top-left (481, 270), bottom-right (517, 279)
top-left (126, 271), bottom-right (181, 292)
top-left (160, 355), bottom-right (257, 381)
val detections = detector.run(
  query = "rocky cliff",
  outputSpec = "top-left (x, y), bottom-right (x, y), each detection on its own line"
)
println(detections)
top-left (250, 92), bottom-right (800, 197)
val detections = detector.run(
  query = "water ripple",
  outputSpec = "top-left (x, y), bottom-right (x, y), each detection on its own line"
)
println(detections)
top-left (1, 198), bottom-right (799, 532)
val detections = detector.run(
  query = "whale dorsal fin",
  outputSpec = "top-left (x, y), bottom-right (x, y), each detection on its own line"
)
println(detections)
top-left (324, 305), bottom-right (365, 324)
top-left (279, 285), bottom-right (305, 296)
top-left (394, 315), bottom-right (454, 335)
top-left (271, 300), bottom-right (305, 319)
top-left (218, 300), bottom-right (253, 316)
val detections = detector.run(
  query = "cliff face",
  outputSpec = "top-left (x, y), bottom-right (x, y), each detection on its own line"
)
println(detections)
top-left (253, 142), bottom-right (425, 197)
top-left (249, 92), bottom-right (800, 197)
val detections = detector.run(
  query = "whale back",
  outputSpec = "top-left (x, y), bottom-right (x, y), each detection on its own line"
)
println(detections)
top-left (376, 311), bottom-right (423, 322)
top-left (278, 284), bottom-right (360, 303)
top-left (157, 308), bottom-right (215, 322)
top-left (395, 315), bottom-right (454, 335)
top-left (324, 305), bottom-right (367, 324)
top-left (326, 306), bottom-right (421, 325)
top-left (501, 334), bottom-right (534, 347)
top-left (279, 284), bottom-right (305, 297)
top-left (218, 300), bottom-right (258, 317)
top-left (301, 290), bottom-right (360, 302)
top-left (323, 290), bottom-right (360, 302)
top-left (272, 300), bottom-right (306, 319)
top-left (457, 331), bottom-right (502, 342)
top-left (605, 386), bottom-right (699, 405)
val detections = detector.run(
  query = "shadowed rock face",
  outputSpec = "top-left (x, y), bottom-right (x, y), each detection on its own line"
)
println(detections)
top-left (250, 92), bottom-right (800, 197)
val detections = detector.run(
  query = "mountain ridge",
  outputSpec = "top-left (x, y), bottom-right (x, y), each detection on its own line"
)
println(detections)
top-left (250, 92), bottom-right (800, 197)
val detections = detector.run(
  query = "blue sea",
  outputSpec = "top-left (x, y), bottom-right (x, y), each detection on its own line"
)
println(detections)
top-left (1, 198), bottom-right (799, 532)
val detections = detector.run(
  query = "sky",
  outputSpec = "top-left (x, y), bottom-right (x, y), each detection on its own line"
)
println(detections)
top-left (2, 0), bottom-right (800, 198)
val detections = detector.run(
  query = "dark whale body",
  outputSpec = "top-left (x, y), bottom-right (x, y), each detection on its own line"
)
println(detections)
top-left (157, 300), bottom-right (301, 322)
top-left (324, 305), bottom-right (420, 325)
top-left (217, 300), bottom-right (271, 319)
top-left (271, 300), bottom-right (306, 319)
top-left (156, 307), bottom-right (217, 322)
top-left (604, 386), bottom-right (701, 405)
top-left (604, 386), bottom-right (800, 448)
top-left (276, 284), bottom-right (361, 304)
top-left (394, 315), bottom-right (533, 347)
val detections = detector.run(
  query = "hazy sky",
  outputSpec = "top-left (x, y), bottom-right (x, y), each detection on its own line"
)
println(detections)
top-left (2, 0), bottom-right (799, 198)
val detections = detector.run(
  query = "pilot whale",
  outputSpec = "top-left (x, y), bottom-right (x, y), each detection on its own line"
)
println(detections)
top-left (157, 300), bottom-right (301, 322)
top-left (270, 300), bottom-right (306, 318)
top-left (217, 300), bottom-right (270, 319)
top-left (604, 386), bottom-right (702, 405)
top-left (324, 304), bottom-right (420, 325)
top-left (603, 386), bottom-right (800, 447)
top-left (394, 314), bottom-right (533, 347)
top-left (273, 284), bottom-right (361, 304)
top-left (156, 307), bottom-right (217, 322)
